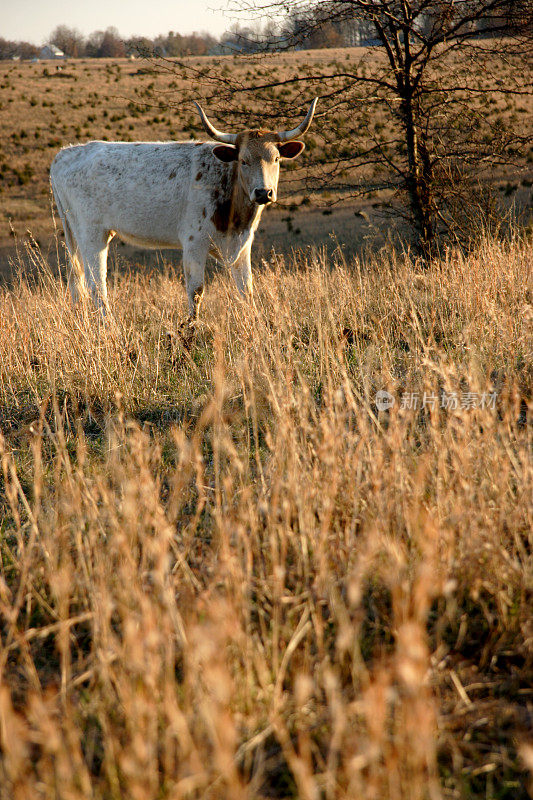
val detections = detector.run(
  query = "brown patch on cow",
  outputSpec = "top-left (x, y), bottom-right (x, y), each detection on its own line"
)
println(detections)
top-left (169, 170), bottom-right (176, 179)
top-left (212, 200), bottom-right (231, 233)
top-left (202, 208), bottom-right (206, 217)
top-left (189, 235), bottom-right (194, 241)
top-left (211, 196), bottom-right (256, 234)
top-left (209, 160), bottom-right (258, 234)
top-left (196, 172), bottom-right (202, 180)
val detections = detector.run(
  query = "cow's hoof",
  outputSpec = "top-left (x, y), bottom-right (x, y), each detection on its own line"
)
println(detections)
top-left (165, 321), bottom-right (196, 365)
top-left (178, 319), bottom-right (197, 349)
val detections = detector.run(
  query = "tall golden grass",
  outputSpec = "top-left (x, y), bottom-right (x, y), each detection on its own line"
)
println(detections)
top-left (0, 235), bottom-right (531, 799)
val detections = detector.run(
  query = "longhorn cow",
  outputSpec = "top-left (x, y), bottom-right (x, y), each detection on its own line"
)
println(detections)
top-left (50, 99), bottom-right (318, 320)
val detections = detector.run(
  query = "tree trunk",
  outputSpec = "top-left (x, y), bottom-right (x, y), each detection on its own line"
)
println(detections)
top-left (401, 95), bottom-right (434, 256)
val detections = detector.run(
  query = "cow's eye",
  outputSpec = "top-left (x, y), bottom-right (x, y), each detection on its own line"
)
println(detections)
top-left (241, 159), bottom-right (249, 167)
top-left (275, 155), bottom-right (280, 162)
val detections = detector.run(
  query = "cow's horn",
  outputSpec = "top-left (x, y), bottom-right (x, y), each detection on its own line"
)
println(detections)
top-left (194, 102), bottom-right (238, 145)
top-left (276, 98), bottom-right (318, 143)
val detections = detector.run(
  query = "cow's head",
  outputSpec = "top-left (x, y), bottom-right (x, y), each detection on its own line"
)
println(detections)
top-left (194, 99), bottom-right (318, 205)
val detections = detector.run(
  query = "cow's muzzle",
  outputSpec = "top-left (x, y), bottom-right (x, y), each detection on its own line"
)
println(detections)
top-left (254, 188), bottom-right (275, 205)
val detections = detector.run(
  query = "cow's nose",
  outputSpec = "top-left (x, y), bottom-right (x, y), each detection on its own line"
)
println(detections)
top-left (254, 188), bottom-right (273, 204)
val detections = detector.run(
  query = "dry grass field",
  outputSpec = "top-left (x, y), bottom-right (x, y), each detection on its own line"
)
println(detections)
top-left (0, 231), bottom-right (531, 798)
top-left (0, 40), bottom-right (532, 800)
top-left (1, 46), bottom-right (532, 274)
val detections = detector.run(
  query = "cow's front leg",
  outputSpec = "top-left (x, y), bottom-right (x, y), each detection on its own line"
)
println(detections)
top-left (231, 244), bottom-right (253, 302)
top-left (183, 240), bottom-right (208, 324)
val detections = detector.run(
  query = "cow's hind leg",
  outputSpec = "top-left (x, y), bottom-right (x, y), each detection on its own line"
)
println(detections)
top-left (63, 225), bottom-right (86, 305)
top-left (52, 190), bottom-right (86, 305)
top-left (78, 230), bottom-right (113, 313)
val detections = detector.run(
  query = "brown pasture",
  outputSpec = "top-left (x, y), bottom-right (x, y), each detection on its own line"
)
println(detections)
top-left (0, 47), bottom-right (532, 278)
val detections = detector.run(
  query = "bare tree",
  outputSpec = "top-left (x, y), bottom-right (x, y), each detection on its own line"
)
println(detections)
top-left (83, 27), bottom-right (125, 58)
top-left (99, 27), bottom-right (126, 58)
top-left (84, 30), bottom-right (105, 58)
top-left (0, 38), bottom-right (38, 60)
top-left (149, 0), bottom-right (532, 252)
top-left (294, 2), bottom-right (532, 249)
top-left (49, 25), bottom-right (85, 57)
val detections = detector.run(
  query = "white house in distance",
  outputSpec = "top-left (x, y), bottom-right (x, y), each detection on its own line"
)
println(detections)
top-left (40, 44), bottom-right (65, 60)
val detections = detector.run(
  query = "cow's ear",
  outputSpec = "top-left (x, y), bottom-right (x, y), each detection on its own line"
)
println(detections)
top-left (213, 144), bottom-right (238, 162)
top-left (278, 141), bottom-right (305, 160)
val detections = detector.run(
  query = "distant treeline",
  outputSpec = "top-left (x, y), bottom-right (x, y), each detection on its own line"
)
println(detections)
top-left (1, 8), bottom-right (518, 61)
top-left (0, 17), bottom-right (381, 61)
top-left (0, 26), bottom-right (218, 60)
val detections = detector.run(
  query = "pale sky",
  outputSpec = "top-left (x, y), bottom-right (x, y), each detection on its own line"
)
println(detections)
top-left (2, 0), bottom-right (237, 44)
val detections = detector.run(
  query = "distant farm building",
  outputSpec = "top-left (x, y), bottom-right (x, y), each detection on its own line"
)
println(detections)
top-left (40, 44), bottom-right (65, 60)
